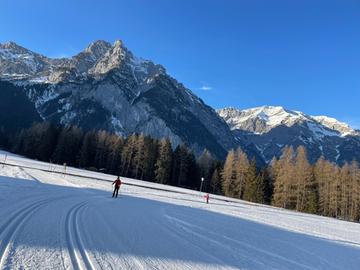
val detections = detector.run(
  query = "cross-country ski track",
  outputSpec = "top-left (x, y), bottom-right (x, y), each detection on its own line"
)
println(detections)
top-left (1, 151), bottom-right (360, 269)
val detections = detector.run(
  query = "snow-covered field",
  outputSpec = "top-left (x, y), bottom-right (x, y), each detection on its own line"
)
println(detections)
top-left (1, 151), bottom-right (360, 269)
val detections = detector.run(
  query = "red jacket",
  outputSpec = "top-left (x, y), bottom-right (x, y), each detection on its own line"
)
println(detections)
top-left (113, 179), bottom-right (122, 188)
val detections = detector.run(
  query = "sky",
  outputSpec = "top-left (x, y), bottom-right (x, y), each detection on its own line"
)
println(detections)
top-left (1, 0), bottom-right (360, 127)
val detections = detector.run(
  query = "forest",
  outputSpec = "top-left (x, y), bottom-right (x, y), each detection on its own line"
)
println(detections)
top-left (1, 122), bottom-right (360, 222)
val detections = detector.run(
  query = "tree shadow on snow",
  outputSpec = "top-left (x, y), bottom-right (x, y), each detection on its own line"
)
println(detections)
top-left (1, 176), bottom-right (360, 270)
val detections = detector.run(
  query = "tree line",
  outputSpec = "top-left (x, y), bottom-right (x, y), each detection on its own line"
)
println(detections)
top-left (3, 122), bottom-right (360, 222)
top-left (221, 145), bottom-right (360, 222)
top-left (8, 122), bottom-right (215, 190)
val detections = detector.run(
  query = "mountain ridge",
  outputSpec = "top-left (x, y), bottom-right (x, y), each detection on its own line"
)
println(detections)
top-left (0, 40), bottom-right (236, 159)
top-left (1, 40), bottom-right (360, 164)
top-left (217, 106), bottom-right (360, 164)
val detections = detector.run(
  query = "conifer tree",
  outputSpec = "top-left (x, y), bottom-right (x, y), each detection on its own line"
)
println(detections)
top-left (106, 135), bottom-right (124, 174)
top-left (155, 138), bottom-right (173, 184)
top-left (261, 168), bottom-right (273, 204)
top-left (78, 131), bottom-right (97, 168)
top-left (198, 149), bottom-right (214, 192)
top-left (235, 147), bottom-right (250, 199)
top-left (243, 158), bottom-right (264, 203)
top-left (210, 167), bottom-right (222, 194)
top-left (314, 157), bottom-right (334, 216)
top-left (52, 125), bottom-right (83, 166)
top-left (171, 144), bottom-right (190, 187)
top-left (339, 163), bottom-right (351, 219)
top-left (294, 146), bottom-right (316, 212)
top-left (133, 134), bottom-right (146, 179)
top-left (349, 161), bottom-right (360, 221)
top-left (221, 149), bottom-right (237, 197)
top-left (328, 164), bottom-right (341, 218)
top-left (142, 136), bottom-right (159, 181)
top-left (272, 146), bottom-right (295, 208)
top-left (121, 134), bottom-right (138, 177)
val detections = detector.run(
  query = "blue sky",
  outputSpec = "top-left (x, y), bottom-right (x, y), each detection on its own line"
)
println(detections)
top-left (1, 0), bottom-right (360, 127)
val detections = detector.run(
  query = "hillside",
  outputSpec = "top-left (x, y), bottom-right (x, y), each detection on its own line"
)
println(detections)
top-left (0, 151), bottom-right (360, 269)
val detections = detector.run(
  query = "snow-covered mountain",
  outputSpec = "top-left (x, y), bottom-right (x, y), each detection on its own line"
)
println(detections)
top-left (218, 106), bottom-right (360, 164)
top-left (2, 40), bottom-right (360, 164)
top-left (0, 40), bottom-right (236, 158)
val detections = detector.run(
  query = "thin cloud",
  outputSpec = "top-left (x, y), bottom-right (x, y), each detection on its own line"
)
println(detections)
top-left (199, 85), bottom-right (213, 91)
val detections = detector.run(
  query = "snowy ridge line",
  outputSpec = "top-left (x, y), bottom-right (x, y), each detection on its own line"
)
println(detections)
top-left (0, 195), bottom-right (70, 268)
top-left (65, 200), bottom-right (96, 270)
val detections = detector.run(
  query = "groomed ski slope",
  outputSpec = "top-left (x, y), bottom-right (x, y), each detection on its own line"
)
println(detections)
top-left (0, 151), bottom-right (360, 270)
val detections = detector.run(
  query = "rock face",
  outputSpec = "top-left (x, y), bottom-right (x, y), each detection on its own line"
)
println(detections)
top-left (0, 40), bottom-right (236, 158)
top-left (3, 40), bottom-right (359, 164)
top-left (218, 106), bottom-right (360, 164)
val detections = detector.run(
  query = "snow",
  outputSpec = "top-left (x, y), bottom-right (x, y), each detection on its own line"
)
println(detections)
top-left (217, 106), bottom-right (311, 134)
top-left (335, 145), bottom-right (341, 161)
top-left (218, 106), bottom-right (358, 139)
top-left (306, 122), bottom-right (339, 139)
top-left (312, 115), bottom-right (358, 137)
top-left (111, 115), bottom-right (124, 134)
top-left (27, 85), bottom-right (59, 110)
top-left (60, 111), bottom-right (77, 124)
top-left (1, 150), bottom-right (360, 269)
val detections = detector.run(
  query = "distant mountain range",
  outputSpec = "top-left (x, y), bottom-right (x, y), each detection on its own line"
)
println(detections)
top-left (1, 40), bottom-right (359, 164)
top-left (218, 106), bottom-right (360, 164)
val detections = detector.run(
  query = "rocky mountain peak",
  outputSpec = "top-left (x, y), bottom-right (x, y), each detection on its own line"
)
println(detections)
top-left (0, 41), bottom-right (30, 54)
top-left (89, 40), bottom-right (130, 75)
top-left (84, 40), bottom-right (112, 59)
top-left (217, 106), bottom-right (358, 138)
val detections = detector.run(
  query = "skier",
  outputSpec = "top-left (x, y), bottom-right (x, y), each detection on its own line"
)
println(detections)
top-left (204, 193), bottom-right (210, 204)
top-left (112, 176), bottom-right (122, 198)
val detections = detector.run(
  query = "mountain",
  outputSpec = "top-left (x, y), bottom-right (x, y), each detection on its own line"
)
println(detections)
top-left (218, 106), bottom-right (360, 164)
top-left (2, 40), bottom-right (359, 164)
top-left (0, 40), bottom-right (237, 158)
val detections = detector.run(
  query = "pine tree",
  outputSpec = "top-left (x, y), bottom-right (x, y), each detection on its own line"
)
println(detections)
top-left (121, 134), bottom-right (138, 177)
top-left (261, 168), bottom-right (273, 204)
top-left (171, 144), bottom-right (190, 187)
top-left (142, 136), bottom-right (159, 181)
top-left (210, 167), bottom-right (222, 194)
top-left (106, 135), bottom-right (124, 175)
top-left (52, 126), bottom-right (83, 166)
top-left (94, 130), bottom-right (111, 170)
top-left (78, 131), bottom-right (97, 168)
top-left (155, 138), bottom-right (173, 184)
top-left (198, 149), bottom-right (214, 192)
top-left (133, 134), bottom-right (146, 179)
top-left (243, 159), bottom-right (264, 203)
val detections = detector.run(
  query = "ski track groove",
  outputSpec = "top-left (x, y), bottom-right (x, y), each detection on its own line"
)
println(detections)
top-left (154, 214), bottom-right (228, 269)
top-left (65, 200), bottom-right (97, 270)
top-left (0, 196), bottom-right (68, 269)
top-left (164, 211), bottom-right (325, 270)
